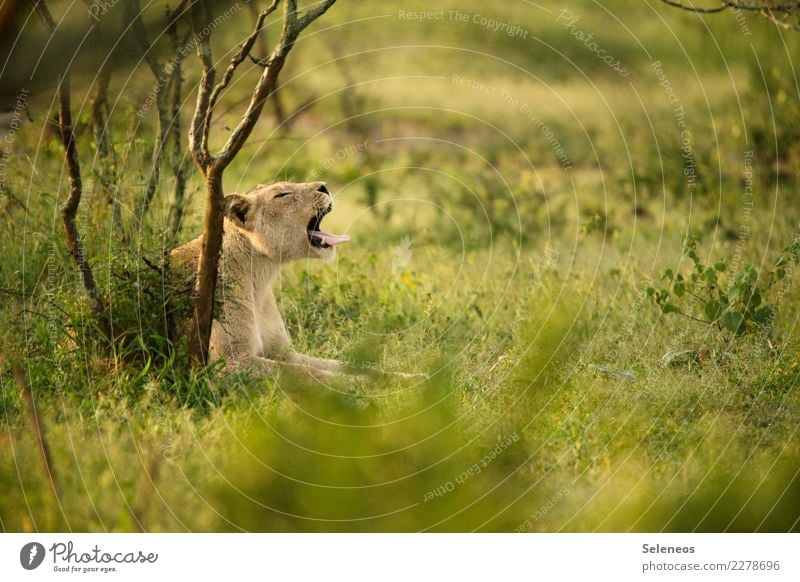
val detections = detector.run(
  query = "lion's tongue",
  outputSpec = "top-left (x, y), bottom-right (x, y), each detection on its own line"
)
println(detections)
top-left (309, 230), bottom-right (351, 246)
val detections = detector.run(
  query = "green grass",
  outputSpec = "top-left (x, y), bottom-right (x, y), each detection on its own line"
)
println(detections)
top-left (2, 0), bottom-right (800, 532)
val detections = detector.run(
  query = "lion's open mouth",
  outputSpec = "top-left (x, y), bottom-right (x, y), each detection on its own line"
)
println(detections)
top-left (307, 206), bottom-right (351, 249)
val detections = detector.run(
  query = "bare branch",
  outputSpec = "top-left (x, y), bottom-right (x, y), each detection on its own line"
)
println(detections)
top-left (296, 0), bottom-right (337, 31)
top-left (660, 0), bottom-right (800, 20)
top-left (658, 0), bottom-right (729, 13)
top-left (207, 0), bottom-right (280, 113)
top-left (28, 0), bottom-right (57, 29)
top-left (753, 1), bottom-right (800, 13)
top-left (130, 0), bottom-right (194, 222)
top-left (761, 6), bottom-right (800, 28)
top-left (214, 0), bottom-right (337, 170)
top-left (285, 0), bottom-right (298, 29)
top-left (89, 39), bottom-right (123, 233)
top-left (189, 0), bottom-right (216, 171)
top-left (167, 15), bottom-right (191, 237)
top-left (125, 0), bottom-right (164, 79)
top-left (168, 0), bottom-right (191, 21)
top-left (247, 0), bottom-right (288, 127)
top-left (248, 53), bottom-right (269, 67)
top-left (127, 0), bottom-right (170, 222)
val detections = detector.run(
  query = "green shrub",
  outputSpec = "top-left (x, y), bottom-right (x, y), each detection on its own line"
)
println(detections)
top-left (647, 232), bottom-right (799, 336)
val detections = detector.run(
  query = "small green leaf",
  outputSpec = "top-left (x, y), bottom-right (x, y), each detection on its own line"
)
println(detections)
top-left (754, 305), bottom-right (776, 325)
top-left (661, 267), bottom-right (674, 281)
top-left (704, 299), bottom-right (723, 322)
top-left (714, 260), bottom-right (727, 272)
top-left (673, 281), bottom-right (685, 297)
top-left (744, 263), bottom-right (758, 283)
top-left (721, 311), bottom-right (745, 334)
top-left (661, 304), bottom-right (681, 315)
top-left (748, 288), bottom-right (762, 309)
top-left (645, 286), bottom-right (655, 296)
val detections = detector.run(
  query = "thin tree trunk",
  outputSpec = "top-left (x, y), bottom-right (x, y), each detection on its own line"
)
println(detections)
top-left (167, 15), bottom-right (190, 238)
top-left (126, 0), bottom-right (181, 225)
top-left (138, 87), bottom-right (168, 222)
top-left (90, 65), bottom-right (122, 232)
top-left (29, 0), bottom-right (111, 341)
top-left (58, 73), bottom-right (112, 340)
top-left (188, 170), bottom-right (224, 362)
top-left (168, 79), bottom-right (188, 237)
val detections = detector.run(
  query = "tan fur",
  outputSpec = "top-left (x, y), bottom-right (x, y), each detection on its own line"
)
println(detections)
top-left (171, 181), bottom-right (346, 380)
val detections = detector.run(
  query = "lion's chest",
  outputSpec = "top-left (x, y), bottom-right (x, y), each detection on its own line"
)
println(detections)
top-left (217, 240), bottom-right (290, 359)
top-left (249, 286), bottom-right (291, 358)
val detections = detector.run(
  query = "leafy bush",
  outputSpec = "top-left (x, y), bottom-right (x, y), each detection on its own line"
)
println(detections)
top-left (647, 232), bottom-right (799, 335)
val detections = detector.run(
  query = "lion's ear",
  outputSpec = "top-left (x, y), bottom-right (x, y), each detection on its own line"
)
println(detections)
top-left (224, 194), bottom-right (251, 229)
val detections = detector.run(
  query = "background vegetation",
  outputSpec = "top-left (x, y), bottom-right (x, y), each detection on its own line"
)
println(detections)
top-left (1, 0), bottom-right (800, 531)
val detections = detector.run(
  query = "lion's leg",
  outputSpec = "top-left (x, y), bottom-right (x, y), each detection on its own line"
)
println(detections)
top-left (286, 352), bottom-right (345, 374)
top-left (289, 352), bottom-right (427, 380)
top-left (233, 354), bottom-right (337, 382)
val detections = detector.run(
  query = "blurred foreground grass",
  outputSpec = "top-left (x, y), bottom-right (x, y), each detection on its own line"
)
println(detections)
top-left (3, 259), bottom-right (799, 531)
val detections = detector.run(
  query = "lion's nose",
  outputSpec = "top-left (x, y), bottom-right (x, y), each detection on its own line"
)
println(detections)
top-left (317, 183), bottom-right (330, 195)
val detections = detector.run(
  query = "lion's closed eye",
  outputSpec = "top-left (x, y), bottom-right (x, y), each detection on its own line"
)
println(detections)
top-left (274, 192), bottom-right (293, 199)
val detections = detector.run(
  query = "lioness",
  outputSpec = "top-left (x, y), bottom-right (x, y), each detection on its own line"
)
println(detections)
top-left (172, 181), bottom-right (351, 380)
